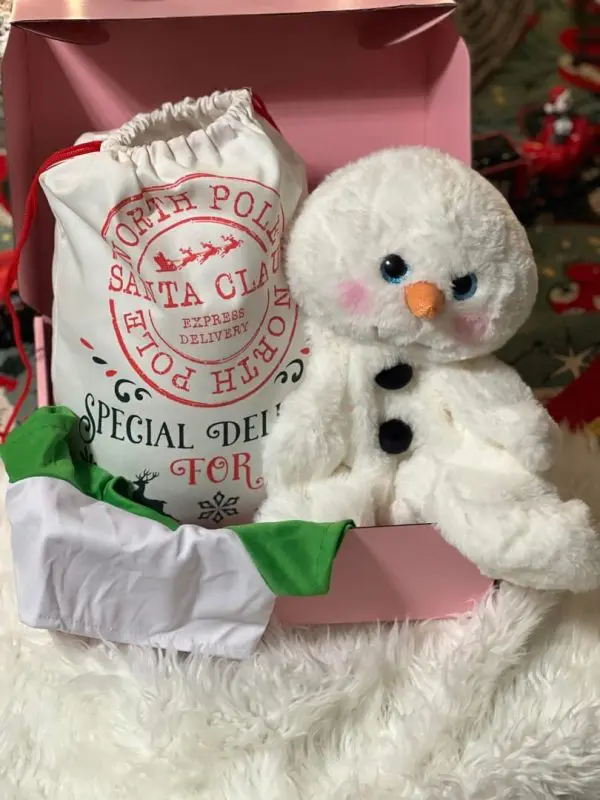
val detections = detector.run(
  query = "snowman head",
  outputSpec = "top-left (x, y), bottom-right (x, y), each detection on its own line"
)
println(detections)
top-left (285, 147), bottom-right (537, 363)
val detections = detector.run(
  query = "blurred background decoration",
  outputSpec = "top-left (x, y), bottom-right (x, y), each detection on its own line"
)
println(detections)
top-left (456, 0), bottom-right (537, 91)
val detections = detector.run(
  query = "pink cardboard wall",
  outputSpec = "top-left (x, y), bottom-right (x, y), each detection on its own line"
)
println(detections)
top-left (5, 7), bottom-right (470, 316)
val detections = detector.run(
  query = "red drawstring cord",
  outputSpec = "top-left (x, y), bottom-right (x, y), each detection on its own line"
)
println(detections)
top-left (252, 93), bottom-right (281, 133)
top-left (0, 140), bottom-right (102, 443)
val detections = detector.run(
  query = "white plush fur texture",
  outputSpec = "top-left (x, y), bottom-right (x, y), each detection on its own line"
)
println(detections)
top-left (286, 147), bottom-right (538, 361)
top-left (259, 147), bottom-right (600, 592)
top-left (2, 431), bottom-right (600, 798)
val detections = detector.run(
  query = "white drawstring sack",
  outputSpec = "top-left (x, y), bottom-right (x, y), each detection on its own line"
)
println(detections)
top-left (41, 90), bottom-right (308, 525)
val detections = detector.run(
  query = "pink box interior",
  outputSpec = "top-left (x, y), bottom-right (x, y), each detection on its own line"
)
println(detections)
top-left (6, 0), bottom-right (493, 626)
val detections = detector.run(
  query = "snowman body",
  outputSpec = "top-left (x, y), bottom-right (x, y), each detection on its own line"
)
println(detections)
top-left (259, 326), bottom-right (598, 591)
top-left (257, 146), bottom-right (600, 592)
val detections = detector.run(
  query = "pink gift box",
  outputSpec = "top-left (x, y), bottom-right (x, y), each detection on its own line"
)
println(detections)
top-left (5, 0), bottom-right (492, 626)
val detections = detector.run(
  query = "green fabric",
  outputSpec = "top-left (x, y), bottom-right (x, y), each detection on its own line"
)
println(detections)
top-left (0, 406), bottom-right (179, 531)
top-left (234, 519), bottom-right (353, 597)
top-left (1, 405), bottom-right (354, 597)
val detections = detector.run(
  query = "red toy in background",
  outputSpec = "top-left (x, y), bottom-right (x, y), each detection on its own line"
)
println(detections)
top-left (559, 0), bottom-right (600, 92)
top-left (473, 85), bottom-right (600, 223)
top-left (542, 86), bottom-right (575, 143)
top-left (547, 352), bottom-right (600, 434)
top-left (520, 86), bottom-right (599, 184)
top-left (548, 261), bottom-right (600, 314)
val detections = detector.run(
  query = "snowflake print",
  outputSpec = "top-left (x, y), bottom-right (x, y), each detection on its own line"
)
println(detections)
top-left (198, 492), bottom-right (239, 525)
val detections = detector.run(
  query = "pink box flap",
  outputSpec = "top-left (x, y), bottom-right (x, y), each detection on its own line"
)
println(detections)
top-left (12, 0), bottom-right (455, 23)
top-left (4, 8), bottom-right (470, 316)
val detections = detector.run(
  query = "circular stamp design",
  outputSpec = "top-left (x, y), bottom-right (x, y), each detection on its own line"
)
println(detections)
top-left (103, 174), bottom-right (299, 408)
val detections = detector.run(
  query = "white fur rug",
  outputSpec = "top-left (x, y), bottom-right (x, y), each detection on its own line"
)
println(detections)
top-left (2, 431), bottom-right (600, 799)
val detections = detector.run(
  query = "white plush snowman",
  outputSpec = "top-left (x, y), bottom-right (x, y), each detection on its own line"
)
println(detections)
top-left (257, 146), bottom-right (600, 592)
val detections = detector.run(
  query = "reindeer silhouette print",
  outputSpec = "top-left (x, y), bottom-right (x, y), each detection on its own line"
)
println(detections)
top-left (131, 469), bottom-right (168, 515)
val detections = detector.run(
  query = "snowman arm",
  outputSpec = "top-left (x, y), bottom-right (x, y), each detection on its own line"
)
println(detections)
top-left (261, 334), bottom-right (349, 487)
top-left (441, 357), bottom-right (558, 473)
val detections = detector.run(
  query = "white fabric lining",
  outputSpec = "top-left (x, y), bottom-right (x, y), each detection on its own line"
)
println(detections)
top-left (7, 476), bottom-right (275, 659)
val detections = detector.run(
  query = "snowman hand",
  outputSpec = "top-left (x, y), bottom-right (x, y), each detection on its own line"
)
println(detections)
top-left (429, 470), bottom-right (600, 593)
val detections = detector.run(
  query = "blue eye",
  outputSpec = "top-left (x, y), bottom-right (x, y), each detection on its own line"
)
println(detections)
top-left (380, 254), bottom-right (410, 284)
top-left (452, 273), bottom-right (478, 301)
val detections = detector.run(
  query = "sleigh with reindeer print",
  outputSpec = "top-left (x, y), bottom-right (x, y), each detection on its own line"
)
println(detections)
top-left (7, 0), bottom-right (492, 627)
top-left (154, 236), bottom-right (242, 274)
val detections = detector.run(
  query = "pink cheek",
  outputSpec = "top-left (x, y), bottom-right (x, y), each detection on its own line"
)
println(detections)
top-left (337, 280), bottom-right (372, 316)
top-left (453, 313), bottom-right (489, 343)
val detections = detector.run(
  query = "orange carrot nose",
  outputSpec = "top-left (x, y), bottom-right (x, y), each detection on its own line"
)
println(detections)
top-left (404, 281), bottom-right (445, 319)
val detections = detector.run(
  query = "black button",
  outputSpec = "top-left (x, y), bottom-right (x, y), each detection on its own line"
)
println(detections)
top-left (375, 362), bottom-right (413, 390)
top-left (379, 419), bottom-right (413, 455)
